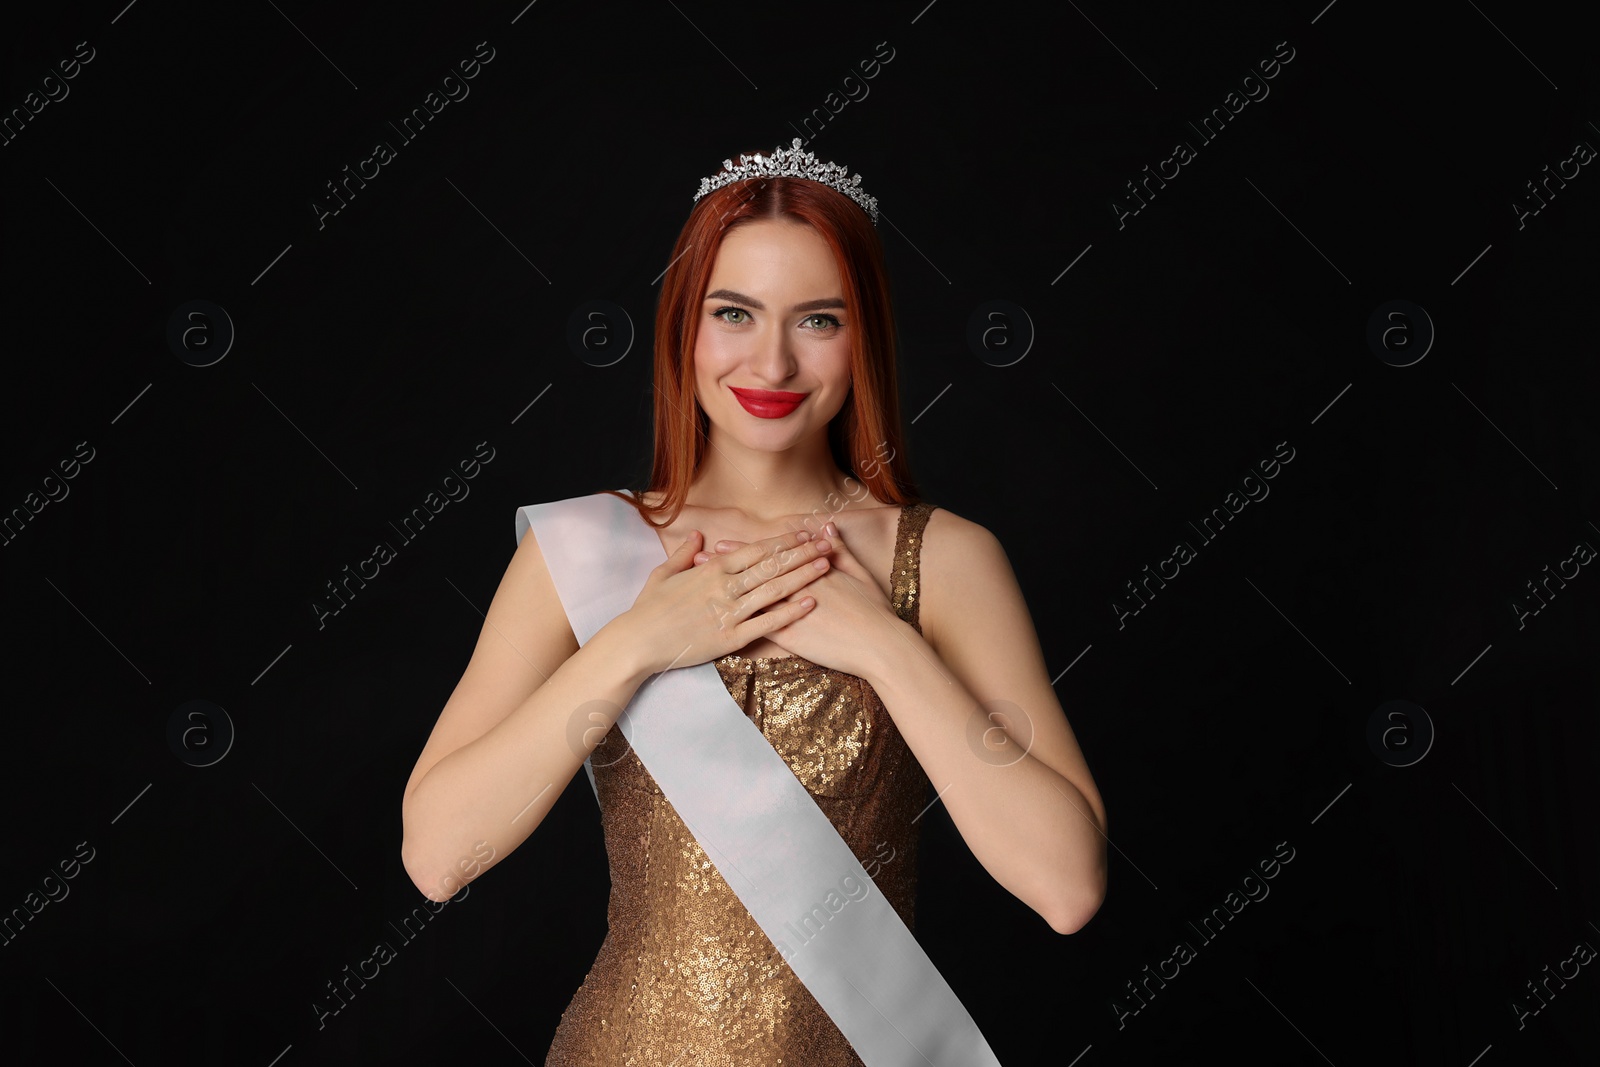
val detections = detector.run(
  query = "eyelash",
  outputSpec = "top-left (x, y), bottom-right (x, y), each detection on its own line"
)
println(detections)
top-left (710, 307), bottom-right (843, 331)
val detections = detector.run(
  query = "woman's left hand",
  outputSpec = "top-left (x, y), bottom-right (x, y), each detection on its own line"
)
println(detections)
top-left (693, 521), bottom-right (900, 678)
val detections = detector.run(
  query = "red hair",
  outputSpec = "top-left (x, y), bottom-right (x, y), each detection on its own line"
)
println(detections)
top-left (606, 151), bottom-right (920, 528)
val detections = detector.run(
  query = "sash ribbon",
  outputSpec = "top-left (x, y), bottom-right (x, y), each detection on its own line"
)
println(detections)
top-left (517, 491), bottom-right (1003, 1066)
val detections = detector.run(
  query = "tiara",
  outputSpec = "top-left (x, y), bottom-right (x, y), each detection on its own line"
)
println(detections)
top-left (693, 138), bottom-right (879, 224)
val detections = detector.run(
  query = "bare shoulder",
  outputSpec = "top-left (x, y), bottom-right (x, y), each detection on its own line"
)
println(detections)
top-left (917, 507), bottom-right (1011, 652)
top-left (921, 506), bottom-right (1004, 558)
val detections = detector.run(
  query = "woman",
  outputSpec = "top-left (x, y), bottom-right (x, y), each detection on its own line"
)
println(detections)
top-left (400, 140), bottom-right (1107, 1065)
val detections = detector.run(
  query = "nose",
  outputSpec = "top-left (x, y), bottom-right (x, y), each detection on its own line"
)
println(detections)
top-left (750, 319), bottom-right (798, 383)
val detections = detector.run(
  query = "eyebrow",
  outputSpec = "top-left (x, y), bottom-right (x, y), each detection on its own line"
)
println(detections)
top-left (703, 289), bottom-right (845, 313)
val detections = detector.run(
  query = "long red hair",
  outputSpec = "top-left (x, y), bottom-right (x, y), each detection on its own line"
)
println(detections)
top-left (606, 150), bottom-right (920, 528)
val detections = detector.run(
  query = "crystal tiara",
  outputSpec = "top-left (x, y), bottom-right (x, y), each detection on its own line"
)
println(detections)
top-left (692, 138), bottom-right (879, 225)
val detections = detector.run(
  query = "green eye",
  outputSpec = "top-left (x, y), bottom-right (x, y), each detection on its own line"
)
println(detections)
top-left (713, 307), bottom-right (747, 324)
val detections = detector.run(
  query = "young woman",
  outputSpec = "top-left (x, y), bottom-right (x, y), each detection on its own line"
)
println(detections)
top-left (400, 141), bottom-right (1107, 1065)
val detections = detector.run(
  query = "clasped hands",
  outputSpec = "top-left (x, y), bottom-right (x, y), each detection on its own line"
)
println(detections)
top-left (688, 520), bottom-right (898, 678)
top-left (622, 520), bottom-right (904, 679)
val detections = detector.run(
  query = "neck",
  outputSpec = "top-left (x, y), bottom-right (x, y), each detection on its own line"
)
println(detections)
top-left (687, 426), bottom-right (856, 522)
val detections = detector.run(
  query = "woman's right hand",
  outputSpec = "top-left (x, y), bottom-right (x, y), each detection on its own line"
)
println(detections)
top-left (606, 529), bottom-right (833, 675)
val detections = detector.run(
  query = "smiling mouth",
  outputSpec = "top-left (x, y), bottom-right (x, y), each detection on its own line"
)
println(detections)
top-left (729, 387), bottom-right (807, 418)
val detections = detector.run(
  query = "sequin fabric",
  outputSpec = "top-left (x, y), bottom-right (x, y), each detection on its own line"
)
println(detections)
top-left (543, 503), bottom-right (939, 1066)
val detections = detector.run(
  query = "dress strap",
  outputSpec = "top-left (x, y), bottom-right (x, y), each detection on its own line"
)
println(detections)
top-left (890, 502), bottom-right (938, 634)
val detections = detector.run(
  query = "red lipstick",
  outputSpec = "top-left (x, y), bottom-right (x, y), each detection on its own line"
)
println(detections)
top-left (730, 387), bottom-right (807, 419)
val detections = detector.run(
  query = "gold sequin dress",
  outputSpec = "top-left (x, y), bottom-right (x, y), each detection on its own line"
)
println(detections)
top-left (543, 503), bottom-right (939, 1066)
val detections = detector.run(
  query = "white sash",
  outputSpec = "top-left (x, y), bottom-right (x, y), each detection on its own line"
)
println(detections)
top-left (516, 491), bottom-right (1004, 1066)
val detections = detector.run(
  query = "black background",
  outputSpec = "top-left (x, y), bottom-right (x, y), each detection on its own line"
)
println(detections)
top-left (2, 1), bottom-right (1596, 1064)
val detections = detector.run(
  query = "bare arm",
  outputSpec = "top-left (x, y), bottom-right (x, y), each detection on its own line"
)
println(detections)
top-left (400, 521), bottom-right (833, 902)
top-left (399, 528), bottom-right (653, 902)
top-left (864, 512), bottom-right (1107, 934)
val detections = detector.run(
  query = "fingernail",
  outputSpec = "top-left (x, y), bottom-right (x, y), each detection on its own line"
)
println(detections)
top-left (716, 541), bottom-right (731, 550)
top-left (797, 531), bottom-right (811, 542)
top-left (815, 539), bottom-right (831, 552)
top-left (826, 522), bottom-right (838, 537)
